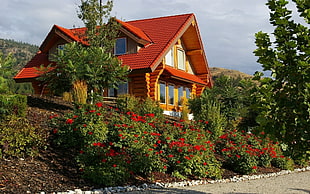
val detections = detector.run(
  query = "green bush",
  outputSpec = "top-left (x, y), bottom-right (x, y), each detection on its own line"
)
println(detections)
top-left (189, 92), bottom-right (226, 140)
top-left (0, 116), bottom-right (45, 158)
top-left (0, 94), bottom-right (27, 120)
top-left (116, 94), bottom-right (163, 119)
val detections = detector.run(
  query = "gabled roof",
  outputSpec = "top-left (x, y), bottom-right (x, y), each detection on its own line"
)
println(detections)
top-left (14, 13), bottom-right (210, 84)
top-left (14, 52), bottom-right (55, 82)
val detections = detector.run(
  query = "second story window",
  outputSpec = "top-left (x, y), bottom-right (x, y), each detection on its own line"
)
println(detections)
top-left (177, 49), bottom-right (185, 70)
top-left (165, 48), bottom-right (174, 67)
top-left (115, 37), bottom-right (127, 55)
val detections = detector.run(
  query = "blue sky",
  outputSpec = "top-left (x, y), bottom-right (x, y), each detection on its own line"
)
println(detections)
top-left (0, 0), bottom-right (301, 75)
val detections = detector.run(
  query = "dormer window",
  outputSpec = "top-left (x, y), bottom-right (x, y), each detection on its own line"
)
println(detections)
top-left (115, 37), bottom-right (127, 55)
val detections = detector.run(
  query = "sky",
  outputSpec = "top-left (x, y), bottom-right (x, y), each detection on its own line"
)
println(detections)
top-left (0, 0), bottom-right (302, 75)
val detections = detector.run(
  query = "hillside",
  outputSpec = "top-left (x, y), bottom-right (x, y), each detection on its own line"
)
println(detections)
top-left (0, 38), bottom-right (38, 71)
top-left (210, 67), bottom-right (253, 80)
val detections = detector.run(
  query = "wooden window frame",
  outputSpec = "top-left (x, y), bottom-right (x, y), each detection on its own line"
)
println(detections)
top-left (168, 84), bottom-right (175, 106)
top-left (115, 37), bottom-right (127, 55)
top-left (177, 48), bottom-right (185, 70)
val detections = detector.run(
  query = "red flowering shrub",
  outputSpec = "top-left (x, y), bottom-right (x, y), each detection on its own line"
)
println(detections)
top-left (215, 129), bottom-right (293, 174)
top-left (51, 100), bottom-right (223, 186)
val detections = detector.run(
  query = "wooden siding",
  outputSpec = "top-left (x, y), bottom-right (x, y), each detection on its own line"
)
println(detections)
top-left (128, 73), bottom-right (148, 98)
top-left (148, 63), bottom-right (165, 101)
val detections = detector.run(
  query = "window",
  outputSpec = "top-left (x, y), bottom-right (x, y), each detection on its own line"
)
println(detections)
top-left (57, 44), bottom-right (65, 55)
top-left (115, 37), bottom-right (126, 55)
top-left (177, 49), bottom-right (185, 70)
top-left (108, 82), bottom-right (128, 97)
top-left (178, 86), bottom-right (184, 106)
top-left (165, 48), bottom-right (174, 67)
top-left (168, 84), bottom-right (174, 105)
top-left (159, 82), bottom-right (166, 104)
top-left (185, 87), bottom-right (191, 99)
top-left (108, 88), bottom-right (115, 97)
top-left (118, 82), bottom-right (128, 95)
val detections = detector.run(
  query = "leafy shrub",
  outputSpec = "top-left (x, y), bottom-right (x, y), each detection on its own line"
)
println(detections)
top-left (0, 116), bottom-right (45, 158)
top-left (0, 94), bottom-right (27, 120)
top-left (189, 92), bottom-right (226, 140)
top-left (116, 94), bottom-right (163, 118)
top-left (271, 157), bottom-right (294, 171)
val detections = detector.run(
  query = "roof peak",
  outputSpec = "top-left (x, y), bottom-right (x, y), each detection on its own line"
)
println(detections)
top-left (124, 13), bottom-right (194, 23)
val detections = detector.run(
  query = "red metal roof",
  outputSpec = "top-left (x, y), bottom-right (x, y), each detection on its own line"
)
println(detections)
top-left (164, 66), bottom-right (207, 86)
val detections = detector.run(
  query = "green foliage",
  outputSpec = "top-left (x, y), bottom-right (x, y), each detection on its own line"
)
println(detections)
top-left (189, 92), bottom-right (226, 139)
top-left (271, 157), bottom-right (295, 171)
top-left (253, 0), bottom-right (310, 160)
top-left (0, 94), bottom-right (27, 120)
top-left (199, 75), bottom-right (257, 130)
top-left (0, 40), bottom-right (36, 94)
top-left (0, 116), bottom-right (45, 158)
top-left (116, 94), bottom-right (164, 118)
top-left (38, 0), bottom-right (128, 102)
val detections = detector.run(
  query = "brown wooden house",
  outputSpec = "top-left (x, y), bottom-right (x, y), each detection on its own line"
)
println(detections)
top-left (14, 13), bottom-right (213, 116)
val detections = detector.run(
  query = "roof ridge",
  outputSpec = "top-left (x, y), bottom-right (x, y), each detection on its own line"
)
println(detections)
top-left (126, 13), bottom-right (194, 23)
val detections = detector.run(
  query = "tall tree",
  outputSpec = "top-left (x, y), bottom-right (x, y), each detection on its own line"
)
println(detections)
top-left (40, 0), bottom-right (128, 103)
top-left (0, 52), bottom-right (16, 93)
top-left (253, 0), bottom-right (309, 161)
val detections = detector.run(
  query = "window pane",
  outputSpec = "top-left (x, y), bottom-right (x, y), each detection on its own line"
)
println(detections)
top-left (108, 88), bottom-right (115, 97)
top-left (160, 82), bottom-right (166, 103)
top-left (165, 48), bottom-right (174, 66)
top-left (115, 38), bottom-right (126, 55)
top-left (177, 49), bottom-right (185, 70)
top-left (178, 86), bottom-right (184, 106)
top-left (185, 87), bottom-right (191, 99)
top-left (168, 84), bottom-right (174, 105)
top-left (118, 82), bottom-right (128, 95)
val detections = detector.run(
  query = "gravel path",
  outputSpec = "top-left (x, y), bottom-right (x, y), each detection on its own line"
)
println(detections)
top-left (140, 171), bottom-right (310, 194)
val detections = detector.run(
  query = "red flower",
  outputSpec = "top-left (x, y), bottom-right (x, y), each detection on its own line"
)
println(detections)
top-left (177, 160), bottom-right (181, 164)
top-left (96, 102), bottom-right (103, 107)
top-left (83, 124), bottom-right (87, 127)
top-left (203, 162), bottom-right (207, 165)
top-left (79, 150), bottom-right (84, 154)
top-left (52, 129), bottom-right (58, 134)
top-left (134, 134), bottom-right (139, 137)
top-left (252, 166), bottom-right (257, 169)
top-left (96, 113), bottom-right (101, 116)
top-left (113, 164), bottom-right (117, 167)
top-left (118, 134), bottom-right (123, 137)
top-left (66, 119), bottom-right (74, 124)
top-left (168, 154), bottom-right (174, 158)
top-left (88, 131), bottom-right (93, 135)
top-left (101, 159), bottom-right (107, 163)
top-left (163, 166), bottom-right (167, 169)
top-left (236, 154), bottom-right (241, 158)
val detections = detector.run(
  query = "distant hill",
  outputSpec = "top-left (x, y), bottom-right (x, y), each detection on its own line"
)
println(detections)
top-left (0, 38), bottom-right (38, 71)
top-left (210, 67), bottom-right (253, 80)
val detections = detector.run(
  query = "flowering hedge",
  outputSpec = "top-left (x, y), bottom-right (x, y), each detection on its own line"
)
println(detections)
top-left (51, 100), bottom-right (294, 186)
top-left (216, 130), bottom-right (294, 174)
